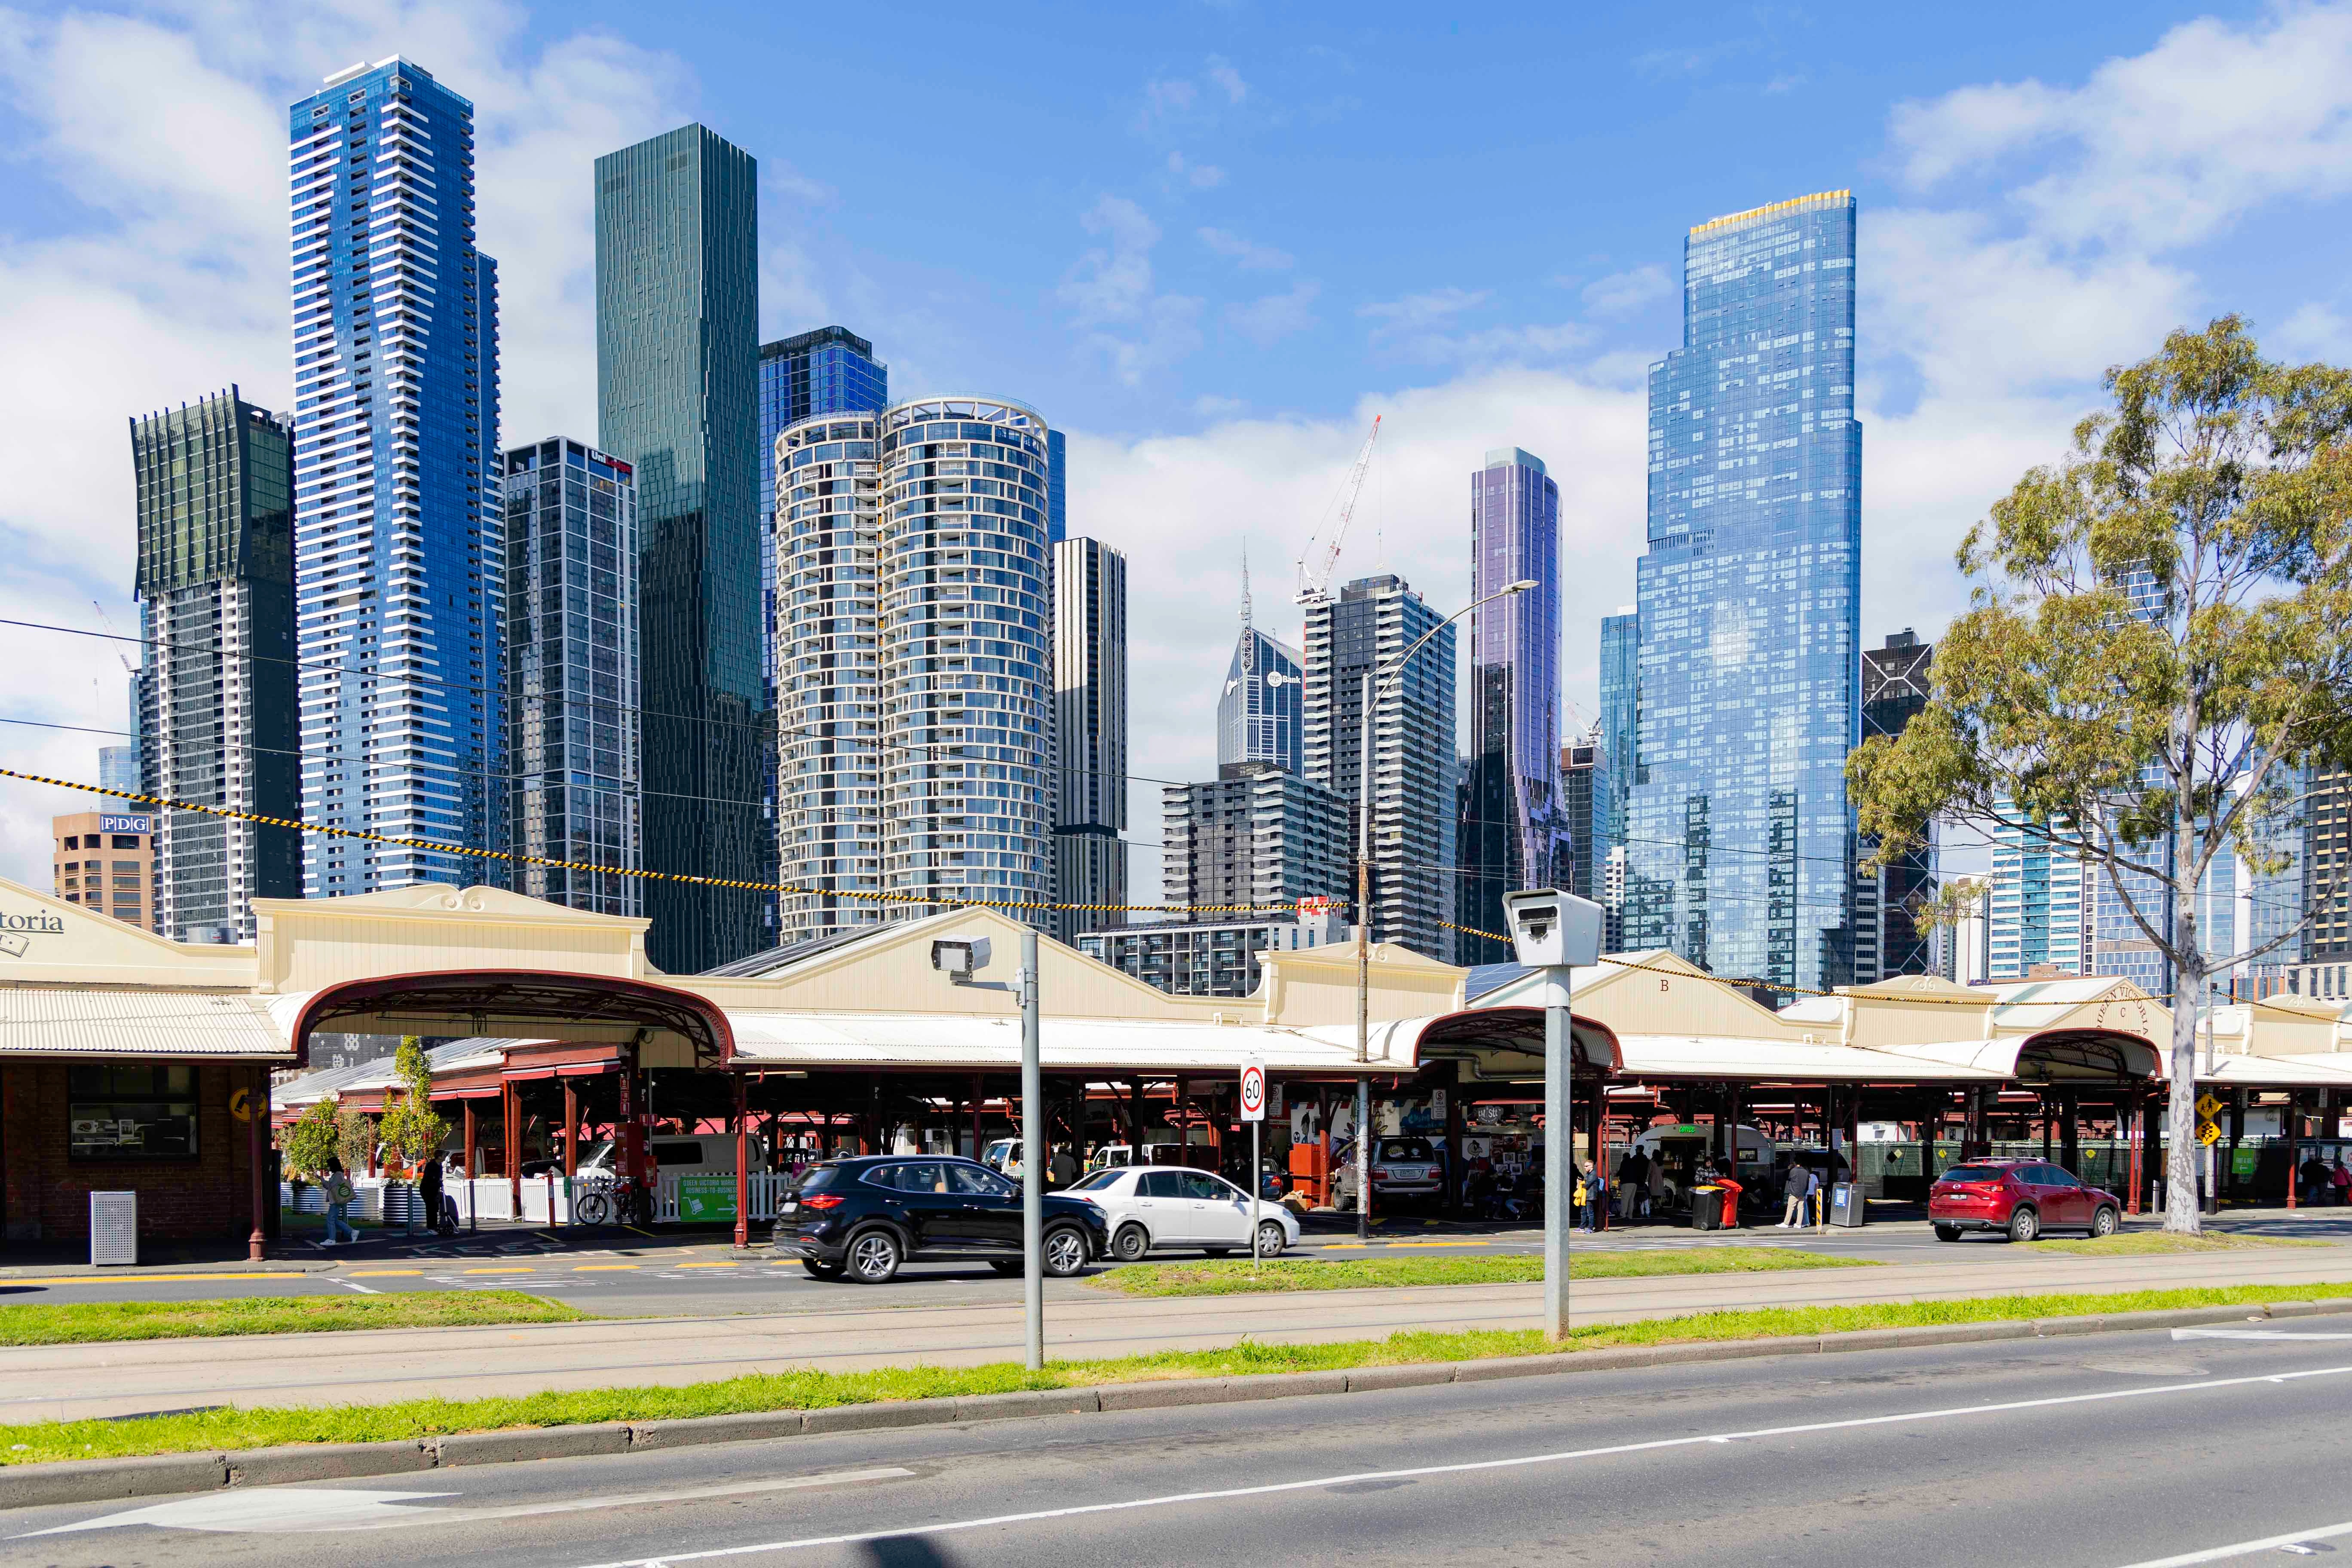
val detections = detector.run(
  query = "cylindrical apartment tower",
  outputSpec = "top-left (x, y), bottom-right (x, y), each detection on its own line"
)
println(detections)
top-left (877, 396), bottom-right (1054, 921)
top-left (775, 412), bottom-right (885, 944)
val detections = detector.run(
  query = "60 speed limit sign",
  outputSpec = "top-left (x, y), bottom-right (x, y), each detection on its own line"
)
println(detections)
top-left (1239, 1057), bottom-right (1266, 1122)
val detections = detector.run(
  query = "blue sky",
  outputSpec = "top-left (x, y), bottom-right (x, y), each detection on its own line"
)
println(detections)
top-left (2, 0), bottom-right (2349, 894)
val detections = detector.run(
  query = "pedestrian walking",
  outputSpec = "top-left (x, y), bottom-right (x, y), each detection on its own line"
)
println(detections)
top-left (322, 1157), bottom-right (358, 1246)
top-left (420, 1152), bottom-right (449, 1236)
top-left (1617, 1148), bottom-right (1648, 1224)
top-left (1780, 1161), bottom-right (1821, 1228)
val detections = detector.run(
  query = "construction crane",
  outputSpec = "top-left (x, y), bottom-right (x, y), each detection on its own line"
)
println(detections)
top-left (1293, 414), bottom-right (1381, 606)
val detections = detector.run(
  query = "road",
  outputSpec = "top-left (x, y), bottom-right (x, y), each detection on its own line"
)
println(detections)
top-left (6, 1207), bottom-right (2346, 1320)
top-left (8, 1320), bottom-right (2352, 1566)
top-left (10, 1239), bottom-right (2352, 1422)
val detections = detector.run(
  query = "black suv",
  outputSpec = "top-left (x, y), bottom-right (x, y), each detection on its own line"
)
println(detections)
top-left (785, 1155), bottom-right (1110, 1283)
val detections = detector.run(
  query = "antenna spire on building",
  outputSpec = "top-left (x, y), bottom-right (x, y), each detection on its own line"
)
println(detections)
top-left (1240, 541), bottom-right (1253, 630)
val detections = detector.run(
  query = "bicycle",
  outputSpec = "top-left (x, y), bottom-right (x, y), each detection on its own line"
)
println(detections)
top-left (570, 1174), bottom-right (650, 1228)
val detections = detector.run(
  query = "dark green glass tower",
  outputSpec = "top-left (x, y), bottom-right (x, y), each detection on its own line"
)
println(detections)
top-left (129, 386), bottom-right (300, 941)
top-left (594, 124), bottom-right (768, 972)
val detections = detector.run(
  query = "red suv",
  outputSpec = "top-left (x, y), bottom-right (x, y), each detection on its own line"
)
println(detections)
top-left (1929, 1159), bottom-right (2122, 1243)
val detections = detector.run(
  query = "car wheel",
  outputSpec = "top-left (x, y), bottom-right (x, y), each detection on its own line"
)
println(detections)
top-left (1110, 1224), bottom-right (1151, 1262)
top-left (1933, 1224), bottom-right (1962, 1243)
top-left (2007, 1205), bottom-right (2040, 1243)
top-left (2090, 1204), bottom-right (2120, 1238)
top-left (1041, 1225), bottom-right (1089, 1277)
top-left (800, 1258), bottom-right (845, 1280)
top-left (847, 1228), bottom-right (903, 1283)
top-left (1255, 1221), bottom-right (1286, 1258)
top-left (989, 1259), bottom-right (1024, 1276)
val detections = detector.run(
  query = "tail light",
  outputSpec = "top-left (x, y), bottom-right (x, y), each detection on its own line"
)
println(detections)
top-left (1372, 1167), bottom-right (1391, 1180)
top-left (799, 1193), bottom-right (846, 1210)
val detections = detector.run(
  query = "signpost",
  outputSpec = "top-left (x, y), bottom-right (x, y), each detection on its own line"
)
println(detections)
top-left (1240, 1056), bottom-right (1266, 1277)
top-left (1499, 888), bottom-right (1605, 1344)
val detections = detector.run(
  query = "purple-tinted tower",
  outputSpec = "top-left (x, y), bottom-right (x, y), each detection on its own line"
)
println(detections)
top-left (1456, 446), bottom-right (1566, 965)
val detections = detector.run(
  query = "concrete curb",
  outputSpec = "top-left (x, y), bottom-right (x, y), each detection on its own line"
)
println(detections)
top-left (9, 1296), bottom-right (2349, 1512)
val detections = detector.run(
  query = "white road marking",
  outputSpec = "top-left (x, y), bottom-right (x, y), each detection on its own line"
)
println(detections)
top-left (2174, 1328), bottom-right (2352, 1342)
top-left (327, 1277), bottom-right (380, 1295)
top-left (2108, 1516), bottom-right (2352, 1565)
top-left (567, 1359), bottom-right (2352, 1567)
top-left (21, 1467), bottom-right (916, 1537)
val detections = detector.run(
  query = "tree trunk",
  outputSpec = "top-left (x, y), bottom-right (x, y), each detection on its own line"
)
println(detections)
top-left (2164, 824), bottom-right (2204, 1235)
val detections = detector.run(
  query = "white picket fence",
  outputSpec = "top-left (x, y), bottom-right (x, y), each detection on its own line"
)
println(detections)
top-left (285, 1170), bottom-right (796, 1228)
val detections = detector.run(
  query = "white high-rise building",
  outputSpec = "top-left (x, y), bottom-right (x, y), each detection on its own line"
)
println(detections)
top-left (775, 412), bottom-right (885, 945)
top-left (876, 397), bottom-right (1055, 921)
top-left (1986, 800), bottom-right (2089, 980)
top-left (1052, 537), bottom-right (1127, 942)
top-left (290, 58), bottom-right (500, 896)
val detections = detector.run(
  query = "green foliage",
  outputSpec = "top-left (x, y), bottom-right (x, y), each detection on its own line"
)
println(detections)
top-left (334, 1104), bottom-right (375, 1176)
top-left (280, 1096), bottom-right (341, 1180)
top-left (9, 1279), bottom-right (2352, 1465)
top-left (1846, 316), bottom-right (2352, 1231)
top-left (374, 1037), bottom-right (444, 1170)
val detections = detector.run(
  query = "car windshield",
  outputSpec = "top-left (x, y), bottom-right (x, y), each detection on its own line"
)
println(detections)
top-left (1939, 1166), bottom-right (2008, 1183)
top-left (795, 1165), bottom-right (839, 1193)
top-left (1378, 1139), bottom-right (1434, 1162)
top-left (1065, 1169), bottom-right (1125, 1192)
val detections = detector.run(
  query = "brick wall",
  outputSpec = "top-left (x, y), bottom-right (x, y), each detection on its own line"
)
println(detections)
top-left (1, 1060), bottom-right (264, 1244)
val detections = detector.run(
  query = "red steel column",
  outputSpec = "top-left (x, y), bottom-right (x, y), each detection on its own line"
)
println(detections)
top-left (248, 1064), bottom-right (268, 1262)
top-left (733, 1071), bottom-right (750, 1250)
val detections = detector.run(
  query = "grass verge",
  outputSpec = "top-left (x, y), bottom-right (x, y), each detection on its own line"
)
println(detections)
top-left (1091, 1246), bottom-right (1876, 1296)
top-left (0, 1292), bottom-right (585, 1348)
top-left (2028, 1231), bottom-right (2335, 1257)
top-left (9, 1279), bottom-right (2352, 1466)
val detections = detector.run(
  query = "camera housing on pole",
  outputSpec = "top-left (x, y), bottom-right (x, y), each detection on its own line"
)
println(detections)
top-left (931, 937), bottom-right (992, 985)
top-left (1501, 888), bottom-right (1603, 1344)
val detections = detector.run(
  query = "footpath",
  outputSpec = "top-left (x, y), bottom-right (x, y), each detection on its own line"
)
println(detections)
top-left (9, 1241), bottom-right (2352, 1424)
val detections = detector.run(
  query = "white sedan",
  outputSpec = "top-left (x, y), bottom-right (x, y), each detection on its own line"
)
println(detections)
top-left (1063, 1165), bottom-right (1298, 1262)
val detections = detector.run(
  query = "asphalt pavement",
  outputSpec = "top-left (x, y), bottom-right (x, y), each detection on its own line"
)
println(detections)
top-left (9, 1206), bottom-right (2346, 1319)
top-left (8, 1319), bottom-right (2352, 1566)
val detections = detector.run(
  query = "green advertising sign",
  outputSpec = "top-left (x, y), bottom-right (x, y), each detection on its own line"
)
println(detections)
top-left (2231, 1147), bottom-right (2259, 1179)
top-left (676, 1173), bottom-right (738, 1224)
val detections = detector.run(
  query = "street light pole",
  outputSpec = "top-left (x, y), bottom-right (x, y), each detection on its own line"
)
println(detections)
top-left (1347, 579), bottom-right (1538, 1243)
top-left (1020, 927), bottom-right (1043, 1372)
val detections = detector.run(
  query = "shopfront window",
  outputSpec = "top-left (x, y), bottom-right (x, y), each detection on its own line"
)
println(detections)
top-left (67, 1065), bottom-right (199, 1160)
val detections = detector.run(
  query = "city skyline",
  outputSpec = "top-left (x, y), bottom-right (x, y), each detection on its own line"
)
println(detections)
top-left (0, 9), bottom-right (2333, 945)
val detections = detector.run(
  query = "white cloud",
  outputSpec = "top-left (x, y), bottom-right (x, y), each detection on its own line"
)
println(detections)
top-left (1206, 55), bottom-right (1248, 104)
top-left (1224, 281), bottom-right (1320, 346)
top-left (1060, 196), bottom-right (1204, 383)
top-left (1580, 264), bottom-right (1673, 315)
top-left (1360, 286), bottom-right (1489, 328)
top-left (1889, 6), bottom-right (2352, 248)
top-left (2276, 301), bottom-right (2352, 361)
top-left (1360, 288), bottom-right (1589, 364)
top-left (1165, 150), bottom-right (1225, 189)
top-left (1197, 226), bottom-right (1293, 271)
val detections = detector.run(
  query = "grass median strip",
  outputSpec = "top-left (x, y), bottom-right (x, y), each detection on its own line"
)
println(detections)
top-left (1091, 1246), bottom-right (1877, 1296)
top-left (2028, 1231), bottom-right (2335, 1256)
top-left (10, 1278), bottom-right (2352, 1466)
top-left (0, 1292), bottom-right (587, 1348)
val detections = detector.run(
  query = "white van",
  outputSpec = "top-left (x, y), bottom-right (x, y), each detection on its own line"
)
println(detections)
top-left (576, 1133), bottom-right (765, 1181)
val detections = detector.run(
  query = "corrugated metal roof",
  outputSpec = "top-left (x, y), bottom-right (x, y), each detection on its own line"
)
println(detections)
top-left (1614, 1034), bottom-right (2007, 1083)
top-left (2198, 1052), bottom-right (2352, 1087)
top-left (0, 987), bottom-right (291, 1058)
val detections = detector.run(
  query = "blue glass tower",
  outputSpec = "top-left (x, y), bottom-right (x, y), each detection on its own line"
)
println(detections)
top-left (1217, 561), bottom-right (1303, 776)
top-left (1598, 606), bottom-right (1637, 861)
top-left (1457, 447), bottom-right (1565, 966)
top-left (289, 58), bottom-right (501, 897)
top-left (1626, 191), bottom-right (1861, 993)
top-left (1047, 429), bottom-right (1068, 545)
top-left (595, 123), bottom-right (765, 972)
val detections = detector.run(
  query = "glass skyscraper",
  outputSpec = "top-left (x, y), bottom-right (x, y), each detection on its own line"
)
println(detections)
top-left (1052, 537), bottom-right (1128, 942)
top-left (1858, 630), bottom-right (1936, 980)
top-left (131, 387), bottom-right (300, 942)
top-left (1219, 567), bottom-right (1304, 777)
top-left (1626, 190), bottom-right (1861, 994)
top-left (595, 123), bottom-right (767, 972)
top-left (1598, 606), bottom-right (1636, 862)
top-left (500, 438), bottom-right (641, 916)
top-left (1457, 447), bottom-right (1565, 965)
top-left (1989, 802), bottom-right (2087, 979)
top-left (289, 58), bottom-right (502, 899)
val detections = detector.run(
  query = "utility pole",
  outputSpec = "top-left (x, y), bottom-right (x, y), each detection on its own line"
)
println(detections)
top-left (1355, 667), bottom-right (1374, 1243)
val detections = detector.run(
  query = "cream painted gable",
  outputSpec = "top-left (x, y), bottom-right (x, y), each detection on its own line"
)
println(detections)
top-left (0, 876), bottom-right (256, 988)
top-left (1838, 974), bottom-right (1995, 1049)
top-left (1255, 941), bottom-right (1466, 1029)
top-left (1479, 950), bottom-right (1813, 1043)
top-left (250, 883), bottom-right (649, 994)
